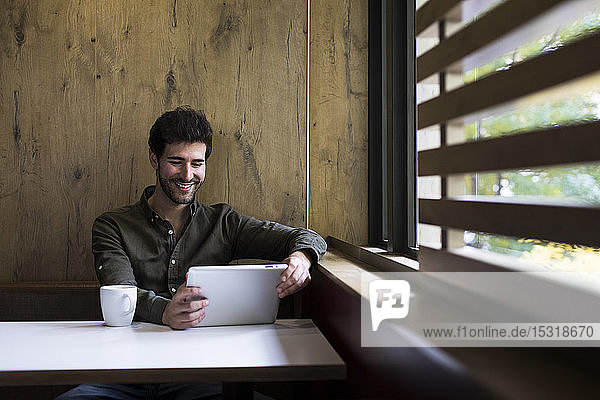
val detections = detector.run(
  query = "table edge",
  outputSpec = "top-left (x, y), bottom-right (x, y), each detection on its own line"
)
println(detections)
top-left (0, 365), bottom-right (346, 386)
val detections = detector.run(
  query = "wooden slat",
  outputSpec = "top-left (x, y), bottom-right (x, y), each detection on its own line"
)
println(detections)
top-left (419, 198), bottom-right (600, 248)
top-left (417, 0), bottom-right (563, 81)
top-left (415, 0), bottom-right (462, 36)
top-left (418, 121), bottom-right (600, 176)
top-left (418, 31), bottom-right (600, 129)
top-left (418, 246), bottom-right (540, 272)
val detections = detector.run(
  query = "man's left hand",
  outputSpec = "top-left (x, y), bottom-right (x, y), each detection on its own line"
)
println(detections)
top-left (277, 250), bottom-right (312, 298)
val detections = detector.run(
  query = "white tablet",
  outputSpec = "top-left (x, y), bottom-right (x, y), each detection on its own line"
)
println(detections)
top-left (186, 264), bottom-right (287, 327)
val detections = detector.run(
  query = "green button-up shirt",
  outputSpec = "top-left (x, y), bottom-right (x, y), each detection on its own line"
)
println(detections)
top-left (92, 186), bottom-right (327, 324)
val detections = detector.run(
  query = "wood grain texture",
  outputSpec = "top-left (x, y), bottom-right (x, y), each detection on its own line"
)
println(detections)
top-left (196, 1), bottom-right (308, 227)
top-left (0, 1), bottom-right (307, 282)
top-left (309, 0), bottom-right (368, 245)
top-left (0, 0), bottom-right (96, 282)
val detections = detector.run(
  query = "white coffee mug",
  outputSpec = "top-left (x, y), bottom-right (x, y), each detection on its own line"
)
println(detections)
top-left (100, 285), bottom-right (137, 327)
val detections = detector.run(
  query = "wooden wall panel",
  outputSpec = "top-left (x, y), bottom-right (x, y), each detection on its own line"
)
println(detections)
top-left (94, 1), bottom-right (166, 214)
top-left (0, 1), bottom-right (96, 282)
top-left (309, 0), bottom-right (369, 244)
top-left (94, 0), bottom-right (307, 226)
top-left (0, 1), bottom-right (307, 283)
top-left (196, 1), bottom-right (308, 228)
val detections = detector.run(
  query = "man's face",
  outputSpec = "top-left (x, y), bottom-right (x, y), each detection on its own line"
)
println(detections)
top-left (150, 141), bottom-right (207, 205)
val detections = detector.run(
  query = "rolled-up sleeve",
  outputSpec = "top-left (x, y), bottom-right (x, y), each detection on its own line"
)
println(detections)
top-left (224, 207), bottom-right (327, 264)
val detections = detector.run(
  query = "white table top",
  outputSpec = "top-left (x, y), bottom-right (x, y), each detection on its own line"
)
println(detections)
top-left (0, 319), bottom-right (345, 386)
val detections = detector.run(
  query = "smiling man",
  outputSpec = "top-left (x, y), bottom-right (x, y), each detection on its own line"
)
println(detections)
top-left (56, 106), bottom-right (326, 399)
top-left (93, 106), bottom-right (326, 329)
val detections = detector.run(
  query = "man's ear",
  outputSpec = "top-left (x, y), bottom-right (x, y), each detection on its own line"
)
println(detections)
top-left (149, 148), bottom-right (159, 170)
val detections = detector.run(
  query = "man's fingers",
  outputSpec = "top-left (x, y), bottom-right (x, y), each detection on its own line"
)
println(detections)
top-left (172, 299), bottom-right (209, 315)
top-left (171, 318), bottom-right (203, 330)
top-left (184, 294), bottom-right (207, 303)
top-left (277, 264), bottom-right (305, 291)
top-left (301, 273), bottom-right (311, 288)
top-left (167, 295), bottom-right (207, 320)
top-left (168, 307), bottom-right (207, 330)
top-left (182, 308), bottom-right (205, 323)
top-left (186, 299), bottom-right (209, 312)
top-left (287, 266), bottom-right (304, 285)
top-left (279, 259), bottom-right (302, 283)
top-left (173, 285), bottom-right (202, 302)
top-left (278, 270), bottom-right (311, 298)
top-left (279, 264), bottom-right (295, 282)
top-left (279, 284), bottom-right (297, 298)
top-left (277, 276), bottom-right (295, 293)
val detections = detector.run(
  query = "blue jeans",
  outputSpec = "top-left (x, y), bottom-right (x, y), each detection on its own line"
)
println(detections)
top-left (54, 382), bottom-right (222, 400)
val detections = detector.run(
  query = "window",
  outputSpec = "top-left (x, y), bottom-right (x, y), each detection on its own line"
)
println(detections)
top-left (415, 0), bottom-right (600, 272)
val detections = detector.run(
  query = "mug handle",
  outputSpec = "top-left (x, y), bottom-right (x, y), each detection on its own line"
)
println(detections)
top-left (121, 293), bottom-right (135, 316)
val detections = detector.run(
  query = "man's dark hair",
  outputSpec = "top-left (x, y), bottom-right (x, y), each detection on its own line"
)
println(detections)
top-left (148, 106), bottom-right (213, 160)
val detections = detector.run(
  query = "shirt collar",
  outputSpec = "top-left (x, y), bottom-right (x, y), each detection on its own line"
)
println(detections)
top-left (140, 185), bottom-right (199, 222)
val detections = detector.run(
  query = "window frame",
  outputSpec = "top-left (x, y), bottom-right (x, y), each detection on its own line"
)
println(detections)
top-left (368, 0), bottom-right (417, 259)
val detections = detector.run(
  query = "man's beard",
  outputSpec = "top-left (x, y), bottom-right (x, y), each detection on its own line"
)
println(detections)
top-left (157, 172), bottom-right (203, 205)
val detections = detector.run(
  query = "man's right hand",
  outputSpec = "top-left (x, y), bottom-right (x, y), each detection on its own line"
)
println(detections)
top-left (162, 282), bottom-right (209, 329)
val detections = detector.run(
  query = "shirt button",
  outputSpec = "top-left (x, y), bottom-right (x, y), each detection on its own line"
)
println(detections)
top-left (168, 229), bottom-right (173, 235)
top-left (171, 287), bottom-right (176, 293)
top-left (171, 259), bottom-right (176, 265)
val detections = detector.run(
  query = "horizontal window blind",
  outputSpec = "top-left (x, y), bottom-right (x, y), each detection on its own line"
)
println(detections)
top-left (416, 0), bottom-right (600, 271)
top-left (418, 31), bottom-right (600, 129)
top-left (419, 198), bottom-right (600, 248)
top-left (417, 0), bottom-right (563, 81)
top-left (418, 121), bottom-right (600, 175)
